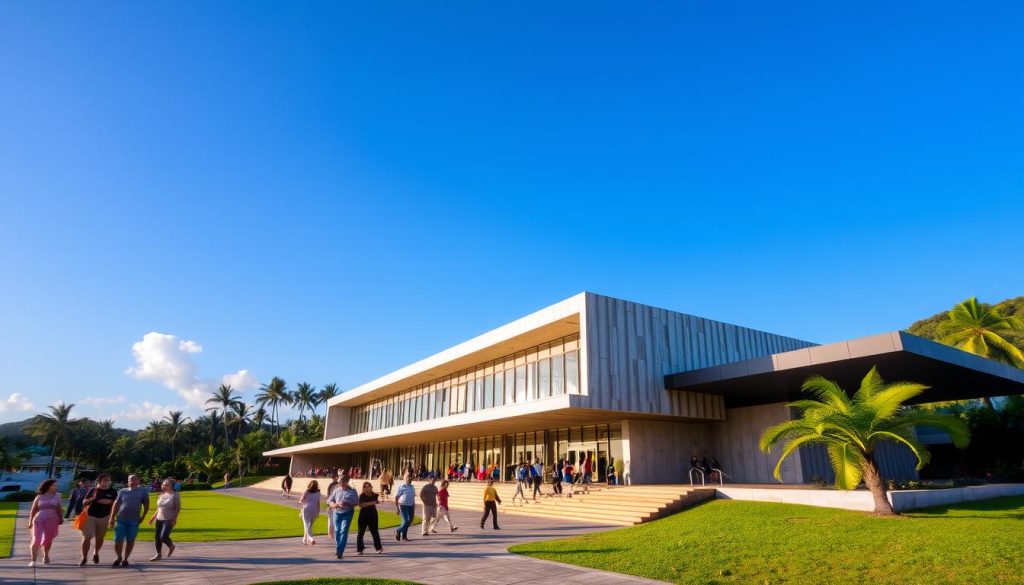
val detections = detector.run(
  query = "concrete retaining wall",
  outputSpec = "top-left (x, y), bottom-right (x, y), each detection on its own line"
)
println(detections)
top-left (715, 483), bottom-right (1024, 512)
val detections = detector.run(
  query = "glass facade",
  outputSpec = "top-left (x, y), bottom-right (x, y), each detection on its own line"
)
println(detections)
top-left (349, 334), bottom-right (580, 435)
top-left (322, 423), bottom-right (622, 483)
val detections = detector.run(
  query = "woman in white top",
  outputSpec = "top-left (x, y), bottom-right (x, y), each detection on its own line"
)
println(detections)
top-left (299, 480), bottom-right (321, 545)
top-left (146, 478), bottom-right (181, 561)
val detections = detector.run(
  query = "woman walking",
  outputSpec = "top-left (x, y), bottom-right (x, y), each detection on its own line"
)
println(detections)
top-left (356, 481), bottom-right (383, 555)
top-left (299, 480), bottom-right (321, 545)
top-left (379, 468), bottom-right (392, 500)
top-left (27, 479), bottom-right (63, 567)
top-left (147, 478), bottom-right (181, 560)
top-left (511, 463), bottom-right (527, 505)
top-left (80, 473), bottom-right (117, 565)
top-left (480, 479), bottom-right (501, 530)
top-left (432, 480), bottom-right (458, 533)
top-left (281, 474), bottom-right (294, 499)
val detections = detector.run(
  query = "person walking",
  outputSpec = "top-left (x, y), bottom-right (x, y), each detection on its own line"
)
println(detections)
top-left (582, 455), bottom-right (593, 484)
top-left (419, 476), bottom-right (438, 537)
top-left (393, 471), bottom-right (415, 541)
top-left (64, 479), bottom-right (90, 520)
top-left (147, 478), bottom-right (181, 561)
top-left (222, 472), bottom-right (232, 491)
top-left (80, 473), bottom-right (117, 565)
top-left (562, 462), bottom-right (574, 497)
top-left (27, 479), bottom-right (63, 567)
top-left (298, 480), bottom-right (321, 545)
top-left (327, 475), bottom-right (358, 559)
top-left (432, 480), bottom-right (458, 533)
top-left (356, 481), bottom-right (383, 555)
top-left (550, 463), bottom-right (562, 496)
top-left (326, 471), bottom-right (343, 541)
top-left (379, 468), bottom-right (393, 499)
top-left (512, 463), bottom-right (527, 505)
top-left (530, 460), bottom-right (543, 500)
top-left (281, 474), bottom-right (294, 499)
top-left (108, 474), bottom-right (150, 567)
top-left (480, 479), bottom-right (501, 530)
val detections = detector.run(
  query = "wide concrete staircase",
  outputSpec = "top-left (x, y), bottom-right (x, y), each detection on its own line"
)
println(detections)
top-left (442, 482), bottom-right (714, 526)
top-left (252, 476), bottom-right (714, 526)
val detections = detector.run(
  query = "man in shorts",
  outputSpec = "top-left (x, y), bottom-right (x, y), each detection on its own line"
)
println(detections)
top-left (107, 474), bottom-right (149, 567)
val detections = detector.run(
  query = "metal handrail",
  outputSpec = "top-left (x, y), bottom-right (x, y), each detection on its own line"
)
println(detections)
top-left (689, 467), bottom-right (705, 487)
top-left (710, 467), bottom-right (727, 486)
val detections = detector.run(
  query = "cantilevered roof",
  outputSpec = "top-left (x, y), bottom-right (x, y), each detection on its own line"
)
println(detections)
top-left (664, 331), bottom-right (1024, 407)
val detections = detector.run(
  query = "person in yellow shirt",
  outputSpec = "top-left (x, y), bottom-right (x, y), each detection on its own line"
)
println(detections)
top-left (480, 479), bottom-right (502, 530)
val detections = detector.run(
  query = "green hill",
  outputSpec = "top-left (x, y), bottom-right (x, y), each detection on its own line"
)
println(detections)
top-left (907, 296), bottom-right (1024, 351)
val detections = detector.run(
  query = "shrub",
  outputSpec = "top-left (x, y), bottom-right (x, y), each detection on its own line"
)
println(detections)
top-left (179, 482), bottom-right (212, 491)
top-left (2, 490), bottom-right (38, 502)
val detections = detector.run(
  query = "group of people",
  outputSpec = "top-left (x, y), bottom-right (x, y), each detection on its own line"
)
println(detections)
top-left (290, 469), bottom-right (473, 561)
top-left (292, 467), bottom-right (508, 560)
top-left (300, 465), bottom-right (367, 479)
top-left (690, 455), bottom-right (724, 482)
top-left (26, 474), bottom-right (182, 568)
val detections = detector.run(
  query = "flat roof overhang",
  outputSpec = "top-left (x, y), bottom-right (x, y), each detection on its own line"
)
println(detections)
top-left (664, 331), bottom-right (1024, 408)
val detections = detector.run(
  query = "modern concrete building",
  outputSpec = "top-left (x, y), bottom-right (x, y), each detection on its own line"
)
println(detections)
top-left (265, 292), bottom-right (1024, 484)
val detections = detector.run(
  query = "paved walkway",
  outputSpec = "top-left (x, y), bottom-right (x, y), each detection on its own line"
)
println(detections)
top-left (0, 487), bottom-right (661, 585)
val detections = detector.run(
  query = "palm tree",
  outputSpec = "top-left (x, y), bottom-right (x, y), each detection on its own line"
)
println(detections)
top-left (760, 366), bottom-right (970, 515)
top-left (937, 298), bottom-right (1023, 408)
top-left (938, 298), bottom-right (1024, 366)
top-left (252, 406), bottom-right (269, 431)
top-left (139, 420), bottom-right (166, 463)
top-left (293, 382), bottom-right (317, 421)
top-left (163, 411), bottom-right (190, 462)
top-left (255, 377), bottom-right (290, 438)
top-left (318, 383), bottom-right (339, 416)
top-left (24, 402), bottom-right (76, 478)
top-left (206, 384), bottom-right (242, 447)
top-left (228, 402), bottom-right (254, 439)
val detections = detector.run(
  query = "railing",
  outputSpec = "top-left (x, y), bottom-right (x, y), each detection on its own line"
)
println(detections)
top-left (709, 467), bottom-right (726, 486)
top-left (689, 467), bottom-right (705, 487)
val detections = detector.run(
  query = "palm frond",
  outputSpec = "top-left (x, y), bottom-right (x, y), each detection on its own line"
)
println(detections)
top-left (800, 375), bottom-right (851, 412)
top-left (865, 382), bottom-right (929, 419)
top-left (826, 442), bottom-right (864, 490)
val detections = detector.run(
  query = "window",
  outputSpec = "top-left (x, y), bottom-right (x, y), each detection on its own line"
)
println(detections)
top-left (539, 358), bottom-right (551, 398)
top-left (505, 369), bottom-right (515, 405)
top-left (566, 350), bottom-right (579, 394)
top-left (494, 372), bottom-right (505, 407)
top-left (551, 354), bottom-right (564, 396)
top-left (484, 374), bottom-right (494, 409)
top-left (515, 365), bottom-right (527, 403)
top-left (527, 362), bottom-right (537, 400)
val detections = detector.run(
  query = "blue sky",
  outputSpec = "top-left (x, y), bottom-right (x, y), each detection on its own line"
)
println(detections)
top-left (1, 2), bottom-right (1021, 428)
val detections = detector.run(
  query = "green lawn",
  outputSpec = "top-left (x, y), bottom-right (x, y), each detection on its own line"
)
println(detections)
top-left (136, 491), bottom-right (405, 542)
top-left (213, 475), bottom-right (274, 489)
top-left (509, 496), bottom-right (1024, 585)
top-left (251, 580), bottom-right (420, 585)
top-left (0, 502), bottom-right (16, 558)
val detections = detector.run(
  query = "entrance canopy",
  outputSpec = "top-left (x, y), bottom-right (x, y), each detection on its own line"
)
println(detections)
top-left (664, 331), bottom-right (1024, 408)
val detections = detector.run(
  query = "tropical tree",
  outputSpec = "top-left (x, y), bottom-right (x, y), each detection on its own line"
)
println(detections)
top-left (23, 402), bottom-right (76, 478)
top-left (760, 367), bottom-right (970, 515)
top-left (292, 382), bottom-right (318, 421)
top-left (318, 383), bottom-right (339, 415)
top-left (0, 436), bottom-right (24, 471)
top-left (938, 298), bottom-right (1024, 367)
top-left (252, 406), bottom-right (269, 431)
top-left (206, 385), bottom-right (242, 447)
top-left (937, 298), bottom-right (1024, 409)
top-left (163, 411), bottom-right (189, 462)
top-left (228, 401), bottom-right (254, 440)
top-left (186, 444), bottom-right (228, 483)
top-left (255, 377), bottom-right (290, 437)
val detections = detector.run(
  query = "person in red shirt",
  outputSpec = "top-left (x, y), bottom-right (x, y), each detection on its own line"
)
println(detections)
top-left (583, 455), bottom-right (593, 484)
top-left (430, 480), bottom-right (458, 533)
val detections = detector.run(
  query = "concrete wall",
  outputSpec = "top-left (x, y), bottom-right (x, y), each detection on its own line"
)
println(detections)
top-left (582, 293), bottom-right (813, 418)
top-left (716, 483), bottom-right (1024, 512)
top-left (800, 439), bottom-right (919, 483)
top-left (289, 452), bottom-right (346, 476)
top-left (324, 405), bottom-right (352, 440)
top-left (621, 419), bottom-right (714, 484)
top-left (708, 402), bottom-right (803, 484)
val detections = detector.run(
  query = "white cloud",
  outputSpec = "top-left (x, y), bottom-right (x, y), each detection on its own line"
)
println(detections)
top-left (80, 395), bottom-right (126, 407)
top-left (222, 369), bottom-right (259, 391)
top-left (0, 393), bottom-right (34, 414)
top-left (125, 332), bottom-right (259, 408)
top-left (112, 401), bottom-right (178, 423)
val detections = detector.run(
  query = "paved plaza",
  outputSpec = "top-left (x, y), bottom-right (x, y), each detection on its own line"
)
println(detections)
top-left (0, 488), bottom-right (661, 585)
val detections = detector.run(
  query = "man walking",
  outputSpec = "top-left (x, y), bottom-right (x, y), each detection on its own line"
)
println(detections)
top-left (433, 480), bottom-right (458, 533)
top-left (327, 474), bottom-right (358, 559)
top-left (393, 471), bottom-right (416, 541)
top-left (480, 479), bottom-right (501, 530)
top-left (107, 474), bottom-right (149, 567)
top-left (419, 476), bottom-right (438, 536)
